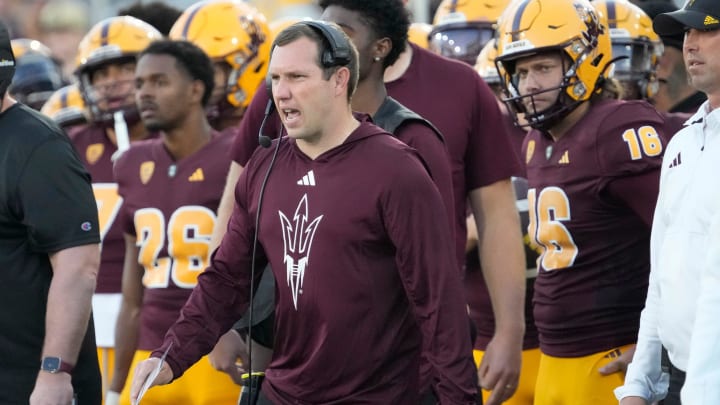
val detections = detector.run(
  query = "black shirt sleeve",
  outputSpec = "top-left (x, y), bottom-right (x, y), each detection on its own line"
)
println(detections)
top-left (16, 138), bottom-right (100, 252)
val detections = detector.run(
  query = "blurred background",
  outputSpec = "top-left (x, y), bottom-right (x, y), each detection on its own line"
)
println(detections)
top-left (0, 0), bottom-right (438, 77)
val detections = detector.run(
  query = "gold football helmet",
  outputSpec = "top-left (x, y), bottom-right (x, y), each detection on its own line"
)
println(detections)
top-left (429, 0), bottom-right (510, 65)
top-left (170, 0), bottom-right (271, 113)
top-left (9, 39), bottom-right (67, 110)
top-left (40, 83), bottom-right (88, 129)
top-left (75, 16), bottom-right (162, 124)
top-left (495, 0), bottom-right (611, 129)
top-left (593, 0), bottom-right (662, 100)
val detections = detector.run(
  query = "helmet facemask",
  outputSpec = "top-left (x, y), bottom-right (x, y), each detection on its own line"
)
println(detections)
top-left (498, 45), bottom-right (597, 131)
top-left (494, 0), bottom-right (612, 131)
top-left (429, 21), bottom-right (496, 65)
top-left (78, 57), bottom-right (140, 127)
top-left (610, 38), bottom-right (661, 100)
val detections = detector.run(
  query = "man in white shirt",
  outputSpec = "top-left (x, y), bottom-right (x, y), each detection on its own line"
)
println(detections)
top-left (616, 1), bottom-right (720, 404)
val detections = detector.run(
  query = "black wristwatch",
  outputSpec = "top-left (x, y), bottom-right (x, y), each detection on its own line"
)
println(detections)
top-left (41, 356), bottom-right (74, 374)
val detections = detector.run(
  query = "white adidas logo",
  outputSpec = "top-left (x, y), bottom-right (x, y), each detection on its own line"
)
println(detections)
top-left (297, 170), bottom-right (316, 186)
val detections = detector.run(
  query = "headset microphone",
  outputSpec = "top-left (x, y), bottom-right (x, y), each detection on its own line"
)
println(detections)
top-left (257, 98), bottom-right (274, 148)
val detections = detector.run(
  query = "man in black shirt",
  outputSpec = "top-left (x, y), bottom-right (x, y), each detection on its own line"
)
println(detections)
top-left (0, 21), bottom-right (102, 405)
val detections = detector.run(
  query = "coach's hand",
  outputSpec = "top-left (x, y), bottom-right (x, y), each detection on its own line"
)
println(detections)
top-left (129, 357), bottom-right (173, 403)
top-left (478, 332), bottom-right (522, 405)
top-left (209, 329), bottom-right (248, 385)
top-left (30, 372), bottom-right (73, 405)
top-left (598, 345), bottom-right (635, 375)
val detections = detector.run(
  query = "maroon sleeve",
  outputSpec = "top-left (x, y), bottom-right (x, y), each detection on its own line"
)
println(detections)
top-left (596, 101), bottom-right (665, 177)
top-left (394, 121), bottom-right (455, 236)
top-left (151, 163), bottom-right (259, 378)
top-left (605, 170), bottom-right (660, 228)
top-left (465, 74), bottom-right (522, 190)
top-left (230, 85), bottom-right (282, 166)
top-left (595, 101), bottom-right (664, 228)
top-left (382, 150), bottom-right (477, 403)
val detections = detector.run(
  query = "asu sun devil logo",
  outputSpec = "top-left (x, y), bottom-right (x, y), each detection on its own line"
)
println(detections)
top-left (279, 194), bottom-right (323, 310)
top-left (574, 1), bottom-right (604, 50)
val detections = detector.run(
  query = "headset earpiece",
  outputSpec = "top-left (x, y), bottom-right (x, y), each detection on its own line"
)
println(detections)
top-left (299, 20), bottom-right (352, 68)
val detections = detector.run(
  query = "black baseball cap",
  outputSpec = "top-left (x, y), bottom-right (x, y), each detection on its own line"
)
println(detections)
top-left (0, 20), bottom-right (16, 89)
top-left (654, 0), bottom-right (720, 36)
top-left (641, 2), bottom-right (684, 50)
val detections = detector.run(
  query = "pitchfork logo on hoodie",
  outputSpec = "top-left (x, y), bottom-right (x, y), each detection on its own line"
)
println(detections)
top-left (279, 194), bottom-right (323, 310)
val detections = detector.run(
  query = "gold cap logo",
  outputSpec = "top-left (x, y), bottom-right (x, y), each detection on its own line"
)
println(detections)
top-left (140, 161), bottom-right (155, 185)
top-left (86, 143), bottom-right (104, 165)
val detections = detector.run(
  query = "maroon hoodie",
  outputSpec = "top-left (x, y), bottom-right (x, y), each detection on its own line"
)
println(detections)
top-left (154, 120), bottom-right (477, 404)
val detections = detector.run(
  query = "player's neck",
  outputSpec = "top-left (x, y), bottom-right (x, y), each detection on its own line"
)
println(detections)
top-left (547, 101), bottom-right (590, 141)
top-left (162, 117), bottom-right (213, 161)
top-left (384, 42), bottom-right (413, 83)
top-left (352, 76), bottom-right (387, 116)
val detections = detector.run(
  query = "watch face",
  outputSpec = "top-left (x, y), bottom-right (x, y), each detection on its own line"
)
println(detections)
top-left (42, 357), bottom-right (61, 372)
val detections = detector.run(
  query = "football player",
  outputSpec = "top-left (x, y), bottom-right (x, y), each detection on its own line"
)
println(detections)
top-left (69, 16), bottom-right (162, 401)
top-left (495, 0), bottom-right (665, 403)
top-left (110, 39), bottom-right (238, 405)
top-left (169, 0), bottom-right (271, 132)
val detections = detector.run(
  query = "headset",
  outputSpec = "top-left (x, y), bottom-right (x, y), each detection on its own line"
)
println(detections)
top-left (258, 20), bottom-right (353, 148)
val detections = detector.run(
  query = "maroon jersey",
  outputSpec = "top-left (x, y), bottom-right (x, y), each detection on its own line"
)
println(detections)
top-left (70, 126), bottom-right (125, 293)
top-left (114, 133), bottom-right (231, 350)
top-left (524, 99), bottom-right (664, 357)
top-left (379, 103), bottom-right (455, 235)
top-left (158, 121), bottom-right (477, 404)
top-left (231, 45), bottom-right (521, 265)
top-left (385, 44), bottom-right (521, 263)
